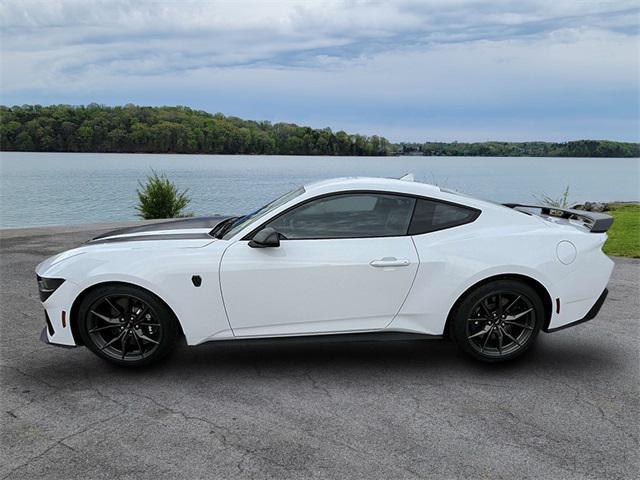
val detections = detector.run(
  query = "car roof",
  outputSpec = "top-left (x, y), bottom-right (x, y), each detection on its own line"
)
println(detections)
top-left (301, 176), bottom-right (529, 218)
top-left (304, 176), bottom-right (442, 196)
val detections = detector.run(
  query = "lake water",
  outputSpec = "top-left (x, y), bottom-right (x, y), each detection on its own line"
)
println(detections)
top-left (1, 152), bottom-right (638, 229)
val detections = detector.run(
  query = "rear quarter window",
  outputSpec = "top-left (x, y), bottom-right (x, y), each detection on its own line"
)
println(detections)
top-left (408, 199), bottom-right (480, 235)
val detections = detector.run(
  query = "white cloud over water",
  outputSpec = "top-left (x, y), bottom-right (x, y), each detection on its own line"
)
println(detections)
top-left (1, 0), bottom-right (638, 141)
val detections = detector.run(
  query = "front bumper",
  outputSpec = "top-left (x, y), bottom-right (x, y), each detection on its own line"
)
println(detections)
top-left (39, 326), bottom-right (76, 348)
top-left (36, 277), bottom-right (80, 347)
top-left (545, 288), bottom-right (608, 333)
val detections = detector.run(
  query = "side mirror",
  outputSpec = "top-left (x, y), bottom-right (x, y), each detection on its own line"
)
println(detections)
top-left (248, 227), bottom-right (281, 248)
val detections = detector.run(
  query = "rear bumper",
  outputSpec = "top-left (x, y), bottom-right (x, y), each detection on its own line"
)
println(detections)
top-left (545, 288), bottom-right (608, 333)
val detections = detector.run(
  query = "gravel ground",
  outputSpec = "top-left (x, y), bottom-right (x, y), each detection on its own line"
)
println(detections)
top-left (1, 224), bottom-right (638, 479)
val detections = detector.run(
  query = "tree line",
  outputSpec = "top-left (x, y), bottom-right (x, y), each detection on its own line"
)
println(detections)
top-left (0, 104), bottom-right (392, 156)
top-left (396, 140), bottom-right (639, 158)
top-left (1, 104), bottom-right (638, 157)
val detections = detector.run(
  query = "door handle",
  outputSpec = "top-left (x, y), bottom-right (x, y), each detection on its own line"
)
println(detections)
top-left (370, 257), bottom-right (411, 268)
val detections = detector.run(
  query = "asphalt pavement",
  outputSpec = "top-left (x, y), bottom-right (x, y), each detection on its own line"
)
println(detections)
top-left (1, 223), bottom-right (638, 479)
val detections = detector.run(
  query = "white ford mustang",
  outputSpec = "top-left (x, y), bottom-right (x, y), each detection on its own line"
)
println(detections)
top-left (36, 176), bottom-right (614, 365)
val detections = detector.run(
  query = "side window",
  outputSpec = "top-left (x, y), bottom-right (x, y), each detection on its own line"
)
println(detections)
top-left (408, 199), bottom-right (479, 235)
top-left (266, 193), bottom-right (416, 239)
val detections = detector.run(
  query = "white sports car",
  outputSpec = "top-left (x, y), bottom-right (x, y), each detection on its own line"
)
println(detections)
top-left (36, 176), bottom-right (614, 365)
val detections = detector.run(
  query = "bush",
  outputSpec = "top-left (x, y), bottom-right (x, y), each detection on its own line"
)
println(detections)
top-left (136, 170), bottom-right (191, 219)
top-left (533, 185), bottom-right (571, 208)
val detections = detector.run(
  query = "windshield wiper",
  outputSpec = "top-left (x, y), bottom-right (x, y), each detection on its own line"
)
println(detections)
top-left (210, 217), bottom-right (239, 239)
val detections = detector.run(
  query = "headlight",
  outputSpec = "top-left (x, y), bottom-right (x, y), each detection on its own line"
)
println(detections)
top-left (36, 276), bottom-right (65, 302)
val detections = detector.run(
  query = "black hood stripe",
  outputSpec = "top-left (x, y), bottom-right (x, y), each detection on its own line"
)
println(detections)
top-left (88, 233), bottom-right (214, 245)
top-left (91, 216), bottom-right (233, 241)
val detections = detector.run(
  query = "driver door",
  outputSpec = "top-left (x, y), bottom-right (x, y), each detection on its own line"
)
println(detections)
top-left (219, 193), bottom-right (420, 337)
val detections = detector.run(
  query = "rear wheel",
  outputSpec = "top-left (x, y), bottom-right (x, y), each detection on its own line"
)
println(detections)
top-left (77, 284), bottom-right (180, 366)
top-left (450, 280), bottom-right (543, 363)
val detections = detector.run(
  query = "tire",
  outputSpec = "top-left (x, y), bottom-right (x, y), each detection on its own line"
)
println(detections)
top-left (450, 279), bottom-right (544, 363)
top-left (77, 284), bottom-right (180, 367)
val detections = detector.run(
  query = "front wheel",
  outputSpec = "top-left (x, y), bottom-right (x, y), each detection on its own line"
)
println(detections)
top-left (450, 280), bottom-right (544, 363)
top-left (77, 284), bottom-right (180, 367)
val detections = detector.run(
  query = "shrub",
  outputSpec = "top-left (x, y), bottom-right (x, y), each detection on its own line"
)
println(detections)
top-left (534, 185), bottom-right (571, 208)
top-left (136, 170), bottom-right (191, 219)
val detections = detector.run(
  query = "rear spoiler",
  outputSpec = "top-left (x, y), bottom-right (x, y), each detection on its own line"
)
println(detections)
top-left (503, 204), bottom-right (614, 233)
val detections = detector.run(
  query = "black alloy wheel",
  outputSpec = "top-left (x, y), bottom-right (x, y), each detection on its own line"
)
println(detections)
top-left (450, 280), bottom-right (543, 362)
top-left (78, 285), bottom-right (179, 366)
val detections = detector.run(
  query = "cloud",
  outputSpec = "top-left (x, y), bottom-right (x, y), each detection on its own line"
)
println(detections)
top-left (1, 0), bottom-right (638, 141)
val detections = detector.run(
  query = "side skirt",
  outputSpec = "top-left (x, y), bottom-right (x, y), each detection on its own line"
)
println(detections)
top-left (198, 331), bottom-right (442, 348)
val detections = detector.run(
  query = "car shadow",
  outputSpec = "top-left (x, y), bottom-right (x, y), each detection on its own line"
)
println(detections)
top-left (11, 330), bottom-right (623, 391)
top-left (81, 333), bottom-right (623, 383)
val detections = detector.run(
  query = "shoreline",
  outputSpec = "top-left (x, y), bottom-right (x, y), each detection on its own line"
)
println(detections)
top-left (2, 202), bottom-right (638, 234)
top-left (0, 219), bottom-right (637, 261)
top-left (2, 151), bottom-right (640, 159)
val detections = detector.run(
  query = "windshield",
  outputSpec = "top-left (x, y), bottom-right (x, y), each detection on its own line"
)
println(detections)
top-left (221, 186), bottom-right (305, 239)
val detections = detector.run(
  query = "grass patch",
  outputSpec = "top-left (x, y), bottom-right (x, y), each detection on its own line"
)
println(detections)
top-left (603, 204), bottom-right (640, 258)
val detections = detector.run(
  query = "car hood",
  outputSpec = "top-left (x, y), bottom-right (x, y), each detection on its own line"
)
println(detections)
top-left (88, 216), bottom-right (232, 244)
top-left (36, 216), bottom-right (232, 276)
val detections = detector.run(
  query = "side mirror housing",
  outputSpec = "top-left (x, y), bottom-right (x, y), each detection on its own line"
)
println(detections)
top-left (248, 227), bottom-right (281, 248)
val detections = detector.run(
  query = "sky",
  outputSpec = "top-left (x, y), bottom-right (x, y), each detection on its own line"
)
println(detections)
top-left (1, 0), bottom-right (639, 142)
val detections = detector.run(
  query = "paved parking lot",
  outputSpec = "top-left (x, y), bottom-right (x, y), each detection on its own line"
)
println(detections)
top-left (1, 224), bottom-right (638, 479)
